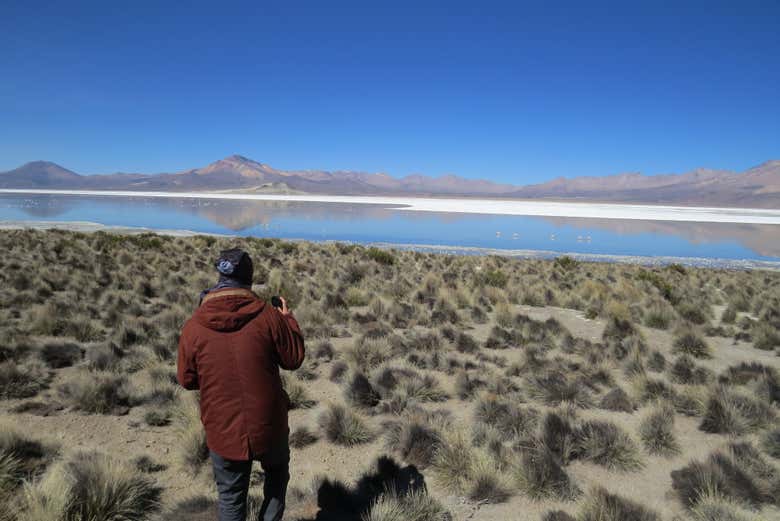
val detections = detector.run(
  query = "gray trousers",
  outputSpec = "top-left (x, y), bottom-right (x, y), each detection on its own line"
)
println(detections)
top-left (210, 438), bottom-right (290, 521)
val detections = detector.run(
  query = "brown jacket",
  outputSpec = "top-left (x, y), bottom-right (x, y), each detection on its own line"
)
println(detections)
top-left (177, 288), bottom-right (305, 460)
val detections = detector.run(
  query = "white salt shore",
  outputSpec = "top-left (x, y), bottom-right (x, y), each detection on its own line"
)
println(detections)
top-left (2, 188), bottom-right (780, 224)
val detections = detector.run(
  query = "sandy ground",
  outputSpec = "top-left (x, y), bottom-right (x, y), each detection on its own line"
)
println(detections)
top-left (4, 303), bottom-right (779, 521)
top-left (2, 188), bottom-right (780, 224)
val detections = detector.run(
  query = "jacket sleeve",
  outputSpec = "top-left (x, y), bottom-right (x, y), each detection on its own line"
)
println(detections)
top-left (177, 325), bottom-right (200, 390)
top-left (270, 310), bottom-right (305, 370)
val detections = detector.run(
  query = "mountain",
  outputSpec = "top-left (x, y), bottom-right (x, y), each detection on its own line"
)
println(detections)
top-left (1, 155), bottom-right (779, 207)
top-left (508, 161), bottom-right (780, 207)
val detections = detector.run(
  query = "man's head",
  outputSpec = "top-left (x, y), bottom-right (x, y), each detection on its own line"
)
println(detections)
top-left (214, 248), bottom-right (254, 286)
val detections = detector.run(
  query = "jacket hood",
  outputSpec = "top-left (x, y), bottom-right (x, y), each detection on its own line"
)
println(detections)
top-left (194, 290), bottom-right (265, 332)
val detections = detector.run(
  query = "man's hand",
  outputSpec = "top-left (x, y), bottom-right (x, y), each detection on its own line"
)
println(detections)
top-left (278, 296), bottom-right (291, 316)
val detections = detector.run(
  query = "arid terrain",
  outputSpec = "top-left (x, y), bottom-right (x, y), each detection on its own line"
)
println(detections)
top-left (0, 229), bottom-right (778, 521)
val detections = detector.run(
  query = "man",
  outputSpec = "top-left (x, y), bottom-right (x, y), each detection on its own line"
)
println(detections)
top-left (177, 248), bottom-right (305, 521)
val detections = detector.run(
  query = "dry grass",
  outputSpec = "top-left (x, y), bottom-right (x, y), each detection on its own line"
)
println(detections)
top-left (1, 229), bottom-right (779, 519)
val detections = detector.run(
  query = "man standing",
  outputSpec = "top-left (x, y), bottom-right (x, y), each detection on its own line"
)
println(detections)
top-left (178, 248), bottom-right (305, 521)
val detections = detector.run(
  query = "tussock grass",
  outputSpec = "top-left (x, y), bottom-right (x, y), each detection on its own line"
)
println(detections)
top-left (474, 395), bottom-right (539, 442)
top-left (289, 426), bottom-right (318, 449)
top-left (383, 412), bottom-right (444, 469)
top-left (319, 403), bottom-right (374, 446)
top-left (579, 487), bottom-right (660, 521)
top-left (172, 393), bottom-right (208, 474)
top-left (673, 331), bottom-right (712, 359)
top-left (513, 447), bottom-right (580, 500)
top-left (638, 402), bottom-right (680, 456)
top-left (526, 370), bottom-right (593, 408)
top-left (671, 447), bottom-right (776, 509)
top-left (58, 370), bottom-right (137, 414)
top-left (599, 387), bottom-right (634, 412)
top-left (345, 372), bottom-right (382, 408)
top-left (21, 451), bottom-right (161, 521)
top-left (362, 487), bottom-right (449, 521)
top-left (0, 359), bottom-right (49, 399)
top-left (573, 420), bottom-right (643, 471)
top-left (699, 386), bottom-right (775, 435)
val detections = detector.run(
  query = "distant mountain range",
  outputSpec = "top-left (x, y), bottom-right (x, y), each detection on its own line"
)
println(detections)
top-left (1, 155), bottom-right (779, 208)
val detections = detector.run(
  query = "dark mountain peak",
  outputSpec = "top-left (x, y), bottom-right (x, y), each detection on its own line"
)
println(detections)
top-left (11, 160), bottom-right (79, 176)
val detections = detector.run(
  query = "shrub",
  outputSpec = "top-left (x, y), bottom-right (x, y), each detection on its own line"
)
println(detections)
top-left (21, 451), bottom-right (161, 520)
top-left (579, 487), bottom-right (660, 521)
top-left (573, 420), bottom-right (643, 471)
top-left (58, 370), bottom-right (136, 414)
top-left (542, 512), bottom-right (576, 521)
top-left (319, 403), bottom-right (374, 446)
top-left (638, 402), bottom-right (679, 456)
top-left (673, 332), bottom-right (712, 359)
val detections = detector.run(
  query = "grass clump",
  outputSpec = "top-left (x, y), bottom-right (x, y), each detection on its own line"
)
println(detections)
top-left (431, 429), bottom-right (510, 503)
top-left (58, 370), bottom-right (136, 414)
top-left (599, 387), bottom-right (634, 413)
top-left (573, 420), bottom-right (643, 471)
top-left (699, 386), bottom-right (775, 435)
top-left (513, 447), bottom-right (580, 500)
top-left (384, 413), bottom-right (443, 469)
top-left (638, 402), bottom-right (680, 456)
top-left (319, 403), bottom-right (374, 446)
top-left (673, 331), bottom-right (712, 359)
top-left (362, 487), bottom-right (449, 521)
top-left (289, 426), bottom-right (319, 449)
top-left (671, 446), bottom-right (777, 510)
top-left (0, 360), bottom-right (49, 399)
top-left (20, 451), bottom-right (161, 520)
top-left (345, 372), bottom-right (382, 408)
top-left (173, 393), bottom-right (209, 474)
top-left (579, 487), bottom-right (661, 521)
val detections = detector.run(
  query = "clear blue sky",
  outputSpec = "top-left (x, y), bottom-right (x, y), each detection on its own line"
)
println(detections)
top-left (1, 1), bottom-right (778, 184)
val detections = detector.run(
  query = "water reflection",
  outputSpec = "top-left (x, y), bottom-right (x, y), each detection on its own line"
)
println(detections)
top-left (0, 194), bottom-right (778, 261)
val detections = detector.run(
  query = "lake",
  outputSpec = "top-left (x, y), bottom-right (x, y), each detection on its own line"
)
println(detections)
top-left (1, 192), bottom-right (780, 265)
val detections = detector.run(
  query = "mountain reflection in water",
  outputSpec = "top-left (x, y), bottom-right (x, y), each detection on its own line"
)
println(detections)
top-left (1, 194), bottom-right (778, 261)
